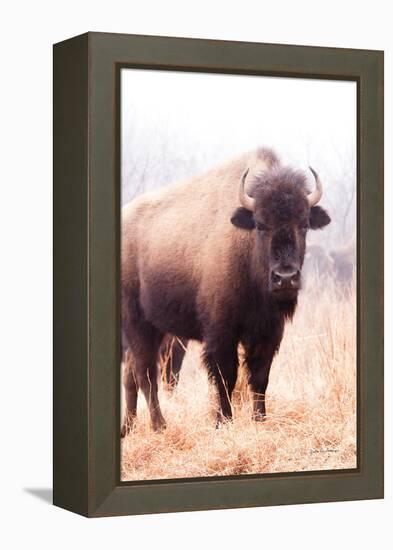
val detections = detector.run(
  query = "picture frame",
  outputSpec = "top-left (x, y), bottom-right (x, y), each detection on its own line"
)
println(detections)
top-left (53, 32), bottom-right (384, 517)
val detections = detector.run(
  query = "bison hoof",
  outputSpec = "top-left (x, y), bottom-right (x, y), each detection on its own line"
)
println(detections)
top-left (253, 412), bottom-right (267, 422)
top-left (215, 415), bottom-right (233, 429)
top-left (120, 423), bottom-right (129, 438)
top-left (151, 415), bottom-right (167, 433)
top-left (121, 414), bottom-right (136, 437)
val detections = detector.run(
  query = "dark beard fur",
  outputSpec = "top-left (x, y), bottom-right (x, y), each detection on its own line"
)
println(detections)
top-left (276, 297), bottom-right (298, 320)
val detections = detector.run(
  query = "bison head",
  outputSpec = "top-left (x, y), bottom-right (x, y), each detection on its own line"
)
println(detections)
top-left (231, 166), bottom-right (331, 301)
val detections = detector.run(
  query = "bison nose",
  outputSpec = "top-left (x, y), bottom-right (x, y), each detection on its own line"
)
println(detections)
top-left (271, 268), bottom-right (301, 291)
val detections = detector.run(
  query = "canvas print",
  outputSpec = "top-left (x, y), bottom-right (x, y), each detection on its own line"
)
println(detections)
top-left (120, 69), bottom-right (357, 481)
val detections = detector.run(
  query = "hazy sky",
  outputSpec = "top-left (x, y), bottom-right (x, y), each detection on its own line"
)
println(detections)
top-left (122, 68), bottom-right (356, 171)
top-left (121, 69), bottom-right (356, 245)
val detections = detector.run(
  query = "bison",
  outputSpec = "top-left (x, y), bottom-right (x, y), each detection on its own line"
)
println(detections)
top-left (159, 336), bottom-right (188, 390)
top-left (121, 148), bottom-right (331, 435)
top-left (302, 243), bottom-right (334, 283)
top-left (329, 238), bottom-right (355, 287)
top-left (121, 336), bottom-right (187, 436)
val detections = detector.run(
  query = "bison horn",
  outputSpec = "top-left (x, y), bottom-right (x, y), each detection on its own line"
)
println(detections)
top-left (239, 168), bottom-right (256, 212)
top-left (307, 167), bottom-right (323, 207)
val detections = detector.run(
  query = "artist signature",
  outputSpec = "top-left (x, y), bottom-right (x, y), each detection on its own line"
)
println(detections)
top-left (310, 448), bottom-right (340, 454)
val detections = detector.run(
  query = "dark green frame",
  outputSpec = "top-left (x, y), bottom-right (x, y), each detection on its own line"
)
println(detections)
top-left (53, 32), bottom-right (383, 517)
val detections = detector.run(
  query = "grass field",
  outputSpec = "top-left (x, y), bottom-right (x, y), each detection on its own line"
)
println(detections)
top-left (121, 277), bottom-right (357, 481)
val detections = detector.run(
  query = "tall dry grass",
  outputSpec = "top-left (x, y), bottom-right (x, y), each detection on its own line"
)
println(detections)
top-left (121, 276), bottom-right (357, 481)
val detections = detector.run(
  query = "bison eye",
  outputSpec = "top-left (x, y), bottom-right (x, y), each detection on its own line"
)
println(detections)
top-left (256, 222), bottom-right (269, 232)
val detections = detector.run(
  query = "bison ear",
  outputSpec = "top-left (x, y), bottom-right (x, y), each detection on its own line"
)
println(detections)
top-left (230, 207), bottom-right (256, 230)
top-left (309, 206), bottom-right (331, 230)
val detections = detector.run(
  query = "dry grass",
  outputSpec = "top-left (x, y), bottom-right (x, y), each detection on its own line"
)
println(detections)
top-left (121, 277), bottom-right (357, 481)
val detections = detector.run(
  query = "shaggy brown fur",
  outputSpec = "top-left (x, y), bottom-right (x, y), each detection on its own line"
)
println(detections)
top-left (121, 148), bottom-right (330, 434)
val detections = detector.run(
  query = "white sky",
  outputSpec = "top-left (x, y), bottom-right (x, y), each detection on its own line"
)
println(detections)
top-left (121, 68), bottom-right (356, 170)
top-left (121, 69), bottom-right (356, 245)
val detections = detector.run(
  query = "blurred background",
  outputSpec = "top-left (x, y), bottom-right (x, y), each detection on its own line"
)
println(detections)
top-left (121, 69), bottom-right (356, 284)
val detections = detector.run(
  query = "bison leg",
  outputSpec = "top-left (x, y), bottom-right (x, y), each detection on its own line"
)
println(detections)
top-left (121, 350), bottom-right (138, 437)
top-left (244, 345), bottom-right (275, 421)
top-left (203, 341), bottom-right (238, 425)
top-left (161, 336), bottom-right (188, 391)
top-left (243, 341), bottom-right (276, 421)
top-left (124, 320), bottom-right (166, 432)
